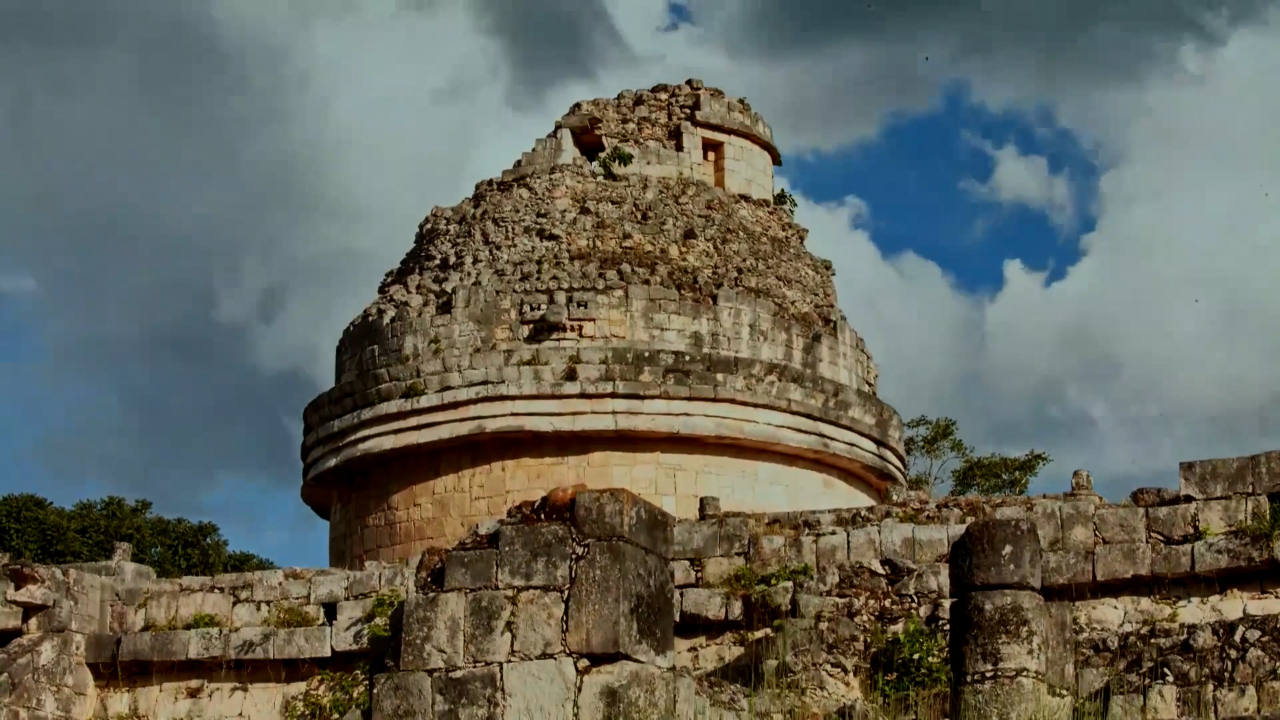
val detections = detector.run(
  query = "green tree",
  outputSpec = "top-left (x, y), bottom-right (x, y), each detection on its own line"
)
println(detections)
top-left (902, 416), bottom-right (1051, 497)
top-left (0, 493), bottom-right (276, 577)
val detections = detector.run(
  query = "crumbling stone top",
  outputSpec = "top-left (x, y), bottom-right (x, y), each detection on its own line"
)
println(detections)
top-left (360, 163), bottom-right (839, 330)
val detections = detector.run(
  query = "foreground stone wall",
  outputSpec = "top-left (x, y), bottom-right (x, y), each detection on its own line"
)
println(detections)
top-left (7, 451), bottom-right (1280, 719)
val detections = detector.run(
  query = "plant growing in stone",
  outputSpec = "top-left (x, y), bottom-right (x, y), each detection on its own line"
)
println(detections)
top-left (723, 563), bottom-right (813, 594)
top-left (773, 188), bottom-right (797, 215)
top-left (184, 612), bottom-right (223, 630)
top-left (866, 616), bottom-right (950, 712)
top-left (596, 145), bottom-right (634, 180)
top-left (270, 603), bottom-right (319, 629)
top-left (1237, 502), bottom-right (1280, 542)
top-left (283, 665), bottom-right (371, 720)
top-left (364, 588), bottom-right (402, 641)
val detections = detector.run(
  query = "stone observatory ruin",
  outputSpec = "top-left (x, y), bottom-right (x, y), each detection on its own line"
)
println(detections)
top-left (299, 80), bottom-right (907, 567)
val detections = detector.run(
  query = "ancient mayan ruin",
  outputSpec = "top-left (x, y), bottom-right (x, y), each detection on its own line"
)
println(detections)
top-left (4, 82), bottom-right (1280, 720)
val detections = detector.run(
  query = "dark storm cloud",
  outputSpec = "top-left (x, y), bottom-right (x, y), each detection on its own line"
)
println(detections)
top-left (468, 0), bottom-right (635, 106)
top-left (0, 2), bottom-right (322, 507)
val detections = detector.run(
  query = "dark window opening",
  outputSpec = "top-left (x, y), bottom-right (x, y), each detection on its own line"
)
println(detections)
top-left (701, 138), bottom-right (726, 189)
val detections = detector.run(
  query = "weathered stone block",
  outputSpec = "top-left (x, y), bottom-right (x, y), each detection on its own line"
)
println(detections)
top-left (84, 632), bottom-right (120, 664)
top-left (1032, 500), bottom-right (1063, 550)
top-left (1095, 506), bottom-right (1146, 544)
top-left (497, 523), bottom-right (572, 588)
top-left (187, 628), bottom-right (225, 660)
top-left (1145, 685), bottom-right (1178, 720)
top-left (332, 597), bottom-right (375, 652)
top-left (273, 627), bottom-right (331, 659)
top-left (578, 661), bottom-right (674, 720)
top-left (512, 590), bottom-right (563, 657)
top-left (227, 627), bottom-right (273, 660)
top-left (1151, 544), bottom-right (1193, 576)
top-left (464, 591), bottom-right (512, 664)
top-left (951, 589), bottom-right (1046, 677)
top-left (572, 488), bottom-right (673, 558)
top-left (1199, 497), bottom-right (1248, 534)
top-left (372, 672), bottom-right (432, 720)
top-left (892, 563), bottom-right (949, 597)
top-left (1254, 450), bottom-right (1280, 495)
top-left (1041, 551), bottom-right (1093, 587)
top-left (1194, 534), bottom-right (1273, 573)
top-left (503, 658), bottom-right (576, 720)
top-left (671, 560), bottom-right (696, 587)
top-left (913, 524), bottom-right (950, 563)
top-left (680, 588), bottom-right (728, 623)
top-left (401, 592), bottom-right (464, 670)
top-left (1043, 601), bottom-right (1074, 693)
top-left (880, 521), bottom-right (914, 562)
top-left (815, 531), bottom-right (848, 571)
top-left (847, 525), bottom-right (880, 561)
top-left (119, 631), bottom-right (190, 662)
top-left (444, 549), bottom-right (498, 590)
top-left (566, 540), bottom-right (673, 665)
top-left (1060, 501), bottom-right (1096, 553)
top-left (1217, 685), bottom-right (1259, 718)
top-left (950, 519), bottom-right (1041, 592)
top-left (1094, 543), bottom-right (1151, 582)
top-left (308, 572), bottom-right (348, 604)
top-left (1148, 503), bottom-right (1196, 542)
top-left (1181, 455), bottom-right (1253, 499)
top-left (700, 556), bottom-right (744, 586)
top-left (433, 666), bottom-right (500, 720)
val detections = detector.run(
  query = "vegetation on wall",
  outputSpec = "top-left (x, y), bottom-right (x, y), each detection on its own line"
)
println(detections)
top-left (0, 493), bottom-right (275, 578)
top-left (903, 416), bottom-right (1052, 497)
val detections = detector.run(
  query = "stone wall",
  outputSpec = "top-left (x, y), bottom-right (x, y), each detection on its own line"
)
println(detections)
top-left (667, 450), bottom-right (1280, 718)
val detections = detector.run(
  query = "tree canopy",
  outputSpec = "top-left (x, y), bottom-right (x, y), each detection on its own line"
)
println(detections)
top-left (0, 493), bottom-right (275, 578)
top-left (902, 415), bottom-right (1051, 497)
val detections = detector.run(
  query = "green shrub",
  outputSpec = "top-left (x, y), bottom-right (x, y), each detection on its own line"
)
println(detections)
top-left (284, 665), bottom-right (370, 720)
top-left (269, 603), bottom-right (319, 629)
top-left (364, 589), bottom-right (403, 641)
top-left (867, 616), bottom-right (950, 707)
top-left (184, 612), bottom-right (224, 630)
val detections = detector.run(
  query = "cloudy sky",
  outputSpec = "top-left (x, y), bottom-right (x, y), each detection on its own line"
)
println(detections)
top-left (1, 0), bottom-right (1277, 567)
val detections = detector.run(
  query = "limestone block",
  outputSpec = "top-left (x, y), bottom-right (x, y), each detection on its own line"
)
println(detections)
top-left (347, 569), bottom-right (380, 597)
top-left (497, 523), bottom-right (572, 588)
top-left (1060, 501), bottom-right (1096, 553)
top-left (121, 631), bottom-right (190, 662)
top-left (880, 521), bottom-right (914, 563)
top-left (503, 658), bottom-right (576, 720)
top-left (231, 601), bottom-right (269, 628)
top-left (1148, 503), bottom-right (1197, 542)
top-left (671, 560), bottom-right (697, 587)
top-left (513, 590), bottom-right (564, 657)
top-left (1041, 551), bottom-right (1093, 587)
top-left (701, 556), bottom-right (744, 586)
top-left (1199, 497), bottom-right (1248, 534)
top-left (444, 549), bottom-right (498, 590)
top-left (847, 525), bottom-right (880, 561)
top-left (1180, 455), bottom-right (1253, 499)
top-left (1094, 543), bottom-right (1151, 582)
top-left (566, 540), bottom-right (673, 665)
top-left (227, 627), bottom-right (273, 660)
top-left (577, 662), bottom-right (674, 720)
top-left (1145, 685), bottom-right (1178, 720)
top-left (372, 672), bottom-right (433, 720)
top-left (332, 597), bottom-right (375, 653)
top-left (815, 531), bottom-right (848, 571)
top-left (572, 488), bottom-right (674, 557)
top-left (672, 518), bottom-right (746, 559)
top-left (1151, 544), bottom-right (1193, 576)
top-left (1043, 601), bottom-right (1075, 693)
top-left (1095, 506), bottom-right (1146, 544)
top-left (309, 572), bottom-right (348, 604)
top-left (1216, 685), bottom-right (1259, 717)
top-left (1260, 680), bottom-right (1280, 711)
top-left (433, 666), bottom-right (500, 720)
top-left (892, 563), bottom-right (949, 597)
top-left (273, 627), bottom-right (331, 659)
top-left (1032, 500), bottom-right (1063, 549)
top-left (1178, 685), bottom-right (1216, 718)
top-left (464, 590), bottom-right (513, 664)
top-left (84, 632), bottom-right (120, 663)
top-left (952, 589), bottom-right (1046, 676)
top-left (1194, 534), bottom-right (1273, 573)
top-left (912, 525), bottom-right (950, 563)
top-left (1106, 693), bottom-right (1143, 719)
top-left (401, 592), bottom-right (465, 671)
top-left (680, 588), bottom-right (728, 623)
top-left (187, 628), bottom-right (226, 660)
top-left (1254, 449), bottom-right (1280, 494)
top-left (951, 519), bottom-right (1042, 592)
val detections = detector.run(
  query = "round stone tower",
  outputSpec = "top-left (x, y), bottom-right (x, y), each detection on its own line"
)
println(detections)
top-left (301, 80), bottom-right (907, 568)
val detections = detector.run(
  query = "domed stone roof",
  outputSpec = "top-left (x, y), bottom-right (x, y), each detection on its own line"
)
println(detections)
top-left (300, 80), bottom-right (906, 567)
